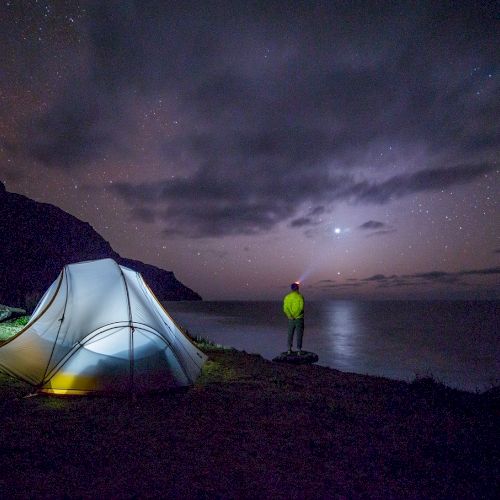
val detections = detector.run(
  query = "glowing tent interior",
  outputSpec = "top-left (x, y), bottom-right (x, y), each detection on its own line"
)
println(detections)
top-left (0, 259), bottom-right (207, 395)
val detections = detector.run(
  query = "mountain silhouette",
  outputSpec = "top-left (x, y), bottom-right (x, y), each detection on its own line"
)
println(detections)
top-left (0, 181), bottom-right (201, 309)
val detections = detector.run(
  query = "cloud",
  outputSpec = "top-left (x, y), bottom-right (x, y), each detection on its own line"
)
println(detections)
top-left (318, 282), bottom-right (363, 289)
top-left (366, 229), bottom-right (398, 237)
top-left (359, 220), bottom-right (385, 230)
top-left (289, 215), bottom-right (324, 228)
top-left (409, 271), bottom-right (460, 284)
top-left (460, 266), bottom-right (500, 276)
top-left (130, 206), bottom-right (157, 224)
top-left (375, 280), bottom-right (415, 289)
top-left (289, 217), bottom-right (313, 228)
top-left (412, 271), bottom-right (451, 280)
top-left (7, 1), bottom-right (498, 236)
top-left (363, 274), bottom-right (388, 282)
top-left (358, 274), bottom-right (411, 288)
top-left (19, 84), bottom-right (115, 170)
top-left (309, 206), bottom-right (325, 216)
top-left (112, 162), bottom-right (494, 238)
top-left (344, 163), bottom-right (494, 204)
top-left (358, 220), bottom-right (398, 237)
top-left (315, 266), bottom-right (500, 293)
top-left (399, 267), bottom-right (500, 286)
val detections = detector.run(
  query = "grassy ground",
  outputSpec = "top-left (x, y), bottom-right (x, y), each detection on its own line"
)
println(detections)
top-left (0, 316), bottom-right (29, 342)
top-left (0, 340), bottom-right (498, 498)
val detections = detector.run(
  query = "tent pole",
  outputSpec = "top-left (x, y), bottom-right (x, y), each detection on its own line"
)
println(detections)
top-left (118, 264), bottom-right (135, 398)
top-left (40, 267), bottom-right (69, 389)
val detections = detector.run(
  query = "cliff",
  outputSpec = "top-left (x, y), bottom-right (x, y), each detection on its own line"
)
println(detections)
top-left (0, 182), bottom-right (201, 309)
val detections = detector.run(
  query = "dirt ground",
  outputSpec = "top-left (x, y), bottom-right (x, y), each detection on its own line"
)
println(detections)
top-left (0, 347), bottom-right (498, 498)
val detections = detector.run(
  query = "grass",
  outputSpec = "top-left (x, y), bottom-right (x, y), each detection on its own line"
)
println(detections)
top-left (193, 335), bottom-right (231, 351)
top-left (0, 316), bottom-right (29, 342)
top-left (0, 346), bottom-right (497, 497)
top-left (197, 359), bottom-right (238, 384)
top-left (9, 315), bottom-right (30, 326)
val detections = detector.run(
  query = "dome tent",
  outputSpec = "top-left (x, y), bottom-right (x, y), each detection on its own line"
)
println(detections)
top-left (0, 259), bottom-right (207, 395)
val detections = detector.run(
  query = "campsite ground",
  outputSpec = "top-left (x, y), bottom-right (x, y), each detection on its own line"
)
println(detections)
top-left (0, 344), bottom-right (498, 498)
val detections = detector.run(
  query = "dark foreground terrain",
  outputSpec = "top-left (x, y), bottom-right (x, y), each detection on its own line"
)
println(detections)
top-left (0, 347), bottom-right (498, 498)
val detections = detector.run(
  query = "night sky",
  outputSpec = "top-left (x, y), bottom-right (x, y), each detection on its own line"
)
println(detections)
top-left (1, 1), bottom-right (498, 300)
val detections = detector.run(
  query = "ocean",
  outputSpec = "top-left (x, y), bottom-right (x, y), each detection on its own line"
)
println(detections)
top-left (165, 300), bottom-right (499, 392)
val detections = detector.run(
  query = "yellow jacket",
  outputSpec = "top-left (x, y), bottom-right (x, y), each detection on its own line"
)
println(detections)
top-left (283, 291), bottom-right (304, 319)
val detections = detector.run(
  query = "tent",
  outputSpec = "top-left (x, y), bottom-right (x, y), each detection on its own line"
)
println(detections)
top-left (0, 259), bottom-right (207, 395)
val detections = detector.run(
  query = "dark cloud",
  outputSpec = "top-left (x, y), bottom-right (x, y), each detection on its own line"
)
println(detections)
top-left (0, 163), bottom-right (22, 183)
top-left (22, 86), bottom-right (114, 169)
top-left (289, 207), bottom-right (325, 227)
top-left (130, 206), bottom-right (157, 224)
top-left (319, 282), bottom-right (363, 289)
top-left (359, 220), bottom-right (397, 238)
top-left (112, 162), bottom-right (493, 237)
top-left (399, 267), bottom-right (500, 286)
top-left (6, 1), bottom-right (498, 238)
top-left (359, 220), bottom-right (385, 230)
top-left (412, 271), bottom-right (449, 279)
top-left (315, 266), bottom-right (500, 293)
top-left (363, 274), bottom-right (388, 282)
top-left (309, 206), bottom-right (325, 216)
top-left (366, 229), bottom-right (398, 238)
top-left (375, 280), bottom-right (415, 289)
top-left (19, 7), bottom-right (497, 139)
top-left (289, 217), bottom-right (314, 228)
top-left (460, 267), bottom-right (500, 276)
top-left (346, 164), bottom-right (495, 204)
top-left (410, 271), bottom-right (460, 284)
top-left (0, 137), bottom-right (18, 156)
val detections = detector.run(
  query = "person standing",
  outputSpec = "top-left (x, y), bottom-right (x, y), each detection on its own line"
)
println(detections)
top-left (283, 282), bottom-right (304, 355)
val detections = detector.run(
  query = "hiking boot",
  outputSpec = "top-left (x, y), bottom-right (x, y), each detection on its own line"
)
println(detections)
top-left (287, 349), bottom-right (293, 355)
top-left (297, 350), bottom-right (304, 356)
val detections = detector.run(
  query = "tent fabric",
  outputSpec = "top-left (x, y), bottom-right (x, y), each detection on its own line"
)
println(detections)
top-left (0, 259), bottom-right (207, 394)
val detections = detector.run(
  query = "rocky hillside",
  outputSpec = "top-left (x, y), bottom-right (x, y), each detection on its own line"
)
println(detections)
top-left (0, 182), bottom-right (201, 309)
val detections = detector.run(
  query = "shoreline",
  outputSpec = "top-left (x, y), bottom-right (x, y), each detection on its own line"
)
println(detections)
top-left (166, 299), bottom-right (499, 394)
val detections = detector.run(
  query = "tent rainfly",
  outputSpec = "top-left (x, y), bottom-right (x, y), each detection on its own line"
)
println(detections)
top-left (0, 259), bottom-right (207, 395)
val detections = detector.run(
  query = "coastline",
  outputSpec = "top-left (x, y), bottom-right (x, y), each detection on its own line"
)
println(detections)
top-left (166, 299), bottom-right (500, 393)
top-left (0, 345), bottom-right (497, 498)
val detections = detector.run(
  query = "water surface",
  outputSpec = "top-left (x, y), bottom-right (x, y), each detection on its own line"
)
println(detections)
top-left (166, 300), bottom-right (499, 392)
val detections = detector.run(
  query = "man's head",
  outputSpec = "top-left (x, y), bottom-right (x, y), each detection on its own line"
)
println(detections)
top-left (291, 282), bottom-right (299, 291)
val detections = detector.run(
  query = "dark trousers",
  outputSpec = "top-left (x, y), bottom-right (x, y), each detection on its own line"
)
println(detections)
top-left (287, 318), bottom-right (304, 350)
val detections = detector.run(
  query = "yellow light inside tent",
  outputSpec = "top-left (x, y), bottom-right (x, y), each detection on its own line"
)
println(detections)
top-left (40, 372), bottom-right (95, 396)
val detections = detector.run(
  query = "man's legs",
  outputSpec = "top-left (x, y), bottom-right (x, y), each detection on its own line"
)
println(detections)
top-left (287, 319), bottom-right (296, 352)
top-left (288, 319), bottom-right (304, 353)
top-left (296, 318), bottom-right (304, 352)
